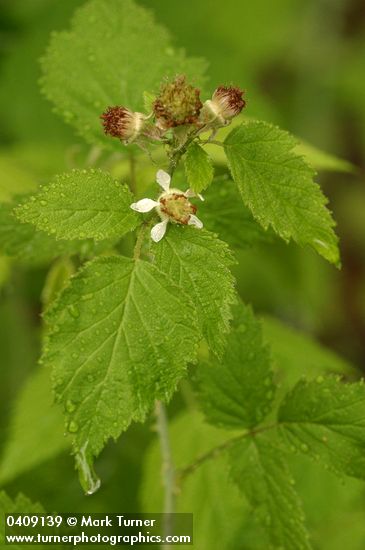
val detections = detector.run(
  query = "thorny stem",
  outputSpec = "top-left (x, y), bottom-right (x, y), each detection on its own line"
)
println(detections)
top-left (155, 400), bottom-right (176, 545)
top-left (176, 423), bottom-right (278, 483)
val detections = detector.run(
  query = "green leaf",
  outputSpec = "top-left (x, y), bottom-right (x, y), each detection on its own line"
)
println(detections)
top-left (198, 176), bottom-right (274, 249)
top-left (141, 411), bottom-right (249, 549)
top-left (278, 377), bottom-right (365, 480)
top-left (43, 255), bottom-right (199, 492)
top-left (198, 304), bottom-right (275, 429)
top-left (40, 0), bottom-right (207, 149)
top-left (0, 368), bottom-right (69, 486)
top-left (0, 200), bottom-right (114, 266)
top-left (224, 121), bottom-right (340, 265)
top-left (151, 226), bottom-right (236, 358)
top-left (229, 433), bottom-right (312, 550)
top-left (15, 169), bottom-right (138, 241)
top-left (205, 115), bottom-right (354, 174)
top-left (184, 142), bottom-right (214, 193)
top-left (0, 492), bottom-right (44, 548)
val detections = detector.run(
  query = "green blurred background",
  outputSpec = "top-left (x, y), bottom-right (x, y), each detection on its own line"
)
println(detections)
top-left (0, 1), bottom-right (365, 548)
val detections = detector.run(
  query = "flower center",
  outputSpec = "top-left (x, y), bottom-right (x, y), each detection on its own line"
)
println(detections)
top-left (159, 192), bottom-right (197, 224)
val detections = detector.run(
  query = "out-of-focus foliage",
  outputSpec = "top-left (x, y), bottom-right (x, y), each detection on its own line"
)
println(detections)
top-left (1, 0), bottom-right (365, 548)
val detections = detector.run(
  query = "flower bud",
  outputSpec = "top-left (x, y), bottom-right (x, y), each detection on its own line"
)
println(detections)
top-left (153, 75), bottom-right (202, 129)
top-left (100, 106), bottom-right (145, 143)
top-left (200, 86), bottom-right (246, 126)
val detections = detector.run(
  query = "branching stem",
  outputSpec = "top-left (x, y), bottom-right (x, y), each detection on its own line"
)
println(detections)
top-left (176, 422), bottom-right (278, 483)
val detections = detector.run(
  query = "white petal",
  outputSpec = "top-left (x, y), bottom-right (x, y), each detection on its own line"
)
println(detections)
top-left (130, 198), bottom-right (158, 213)
top-left (151, 219), bottom-right (168, 242)
top-left (185, 188), bottom-right (205, 201)
top-left (156, 169), bottom-right (171, 192)
top-left (188, 214), bottom-right (203, 229)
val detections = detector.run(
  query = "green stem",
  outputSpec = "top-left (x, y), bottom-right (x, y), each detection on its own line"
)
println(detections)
top-left (155, 400), bottom-right (175, 545)
top-left (200, 139), bottom-right (224, 147)
top-left (129, 152), bottom-right (137, 195)
top-left (133, 223), bottom-right (148, 260)
top-left (176, 423), bottom-right (278, 483)
top-left (167, 127), bottom-right (202, 177)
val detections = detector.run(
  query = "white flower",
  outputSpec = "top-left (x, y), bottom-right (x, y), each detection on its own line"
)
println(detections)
top-left (130, 170), bottom-right (204, 242)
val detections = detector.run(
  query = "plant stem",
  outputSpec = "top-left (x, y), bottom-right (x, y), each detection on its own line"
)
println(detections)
top-left (129, 152), bottom-right (137, 195)
top-left (167, 127), bottom-right (201, 176)
top-left (155, 400), bottom-right (175, 544)
top-left (200, 139), bottom-right (224, 147)
top-left (133, 223), bottom-right (148, 260)
top-left (176, 423), bottom-right (278, 482)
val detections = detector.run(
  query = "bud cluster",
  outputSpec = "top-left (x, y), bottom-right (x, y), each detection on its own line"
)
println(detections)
top-left (100, 76), bottom-right (246, 144)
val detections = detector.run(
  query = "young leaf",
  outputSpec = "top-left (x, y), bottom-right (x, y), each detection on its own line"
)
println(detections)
top-left (15, 169), bottom-right (138, 241)
top-left (198, 176), bottom-right (274, 249)
top-left (184, 142), bottom-right (214, 193)
top-left (198, 304), bottom-right (275, 428)
top-left (151, 226), bottom-right (236, 358)
top-left (278, 377), bottom-right (365, 480)
top-left (0, 368), bottom-right (68, 486)
top-left (43, 255), bottom-right (200, 491)
top-left (224, 121), bottom-right (340, 265)
top-left (41, 0), bottom-right (207, 149)
top-left (229, 434), bottom-right (312, 550)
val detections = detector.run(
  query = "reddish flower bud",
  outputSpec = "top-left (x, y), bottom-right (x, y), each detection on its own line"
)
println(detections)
top-left (200, 86), bottom-right (246, 126)
top-left (100, 106), bottom-right (145, 143)
top-left (153, 75), bottom-right (202, 129)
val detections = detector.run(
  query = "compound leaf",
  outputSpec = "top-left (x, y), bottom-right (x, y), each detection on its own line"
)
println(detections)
top-left (151, 226), bottom-right (236, 358)
top-left (41, 0), bottom-right (207, 149)
top-left (198, 304), bottom-right (275, 429)
top-left (278, 377), bottom-right (365, 480)
top-left (224, 121), bottom-right (340, 265)
top-left (15, 169), bottom-right (138, 241)
top-left (229, 433), bottom-right (312, 550)
top-left (43, 255), bottom-right (200, 491)
top-left (185, 142), bottom-right (214, 193)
